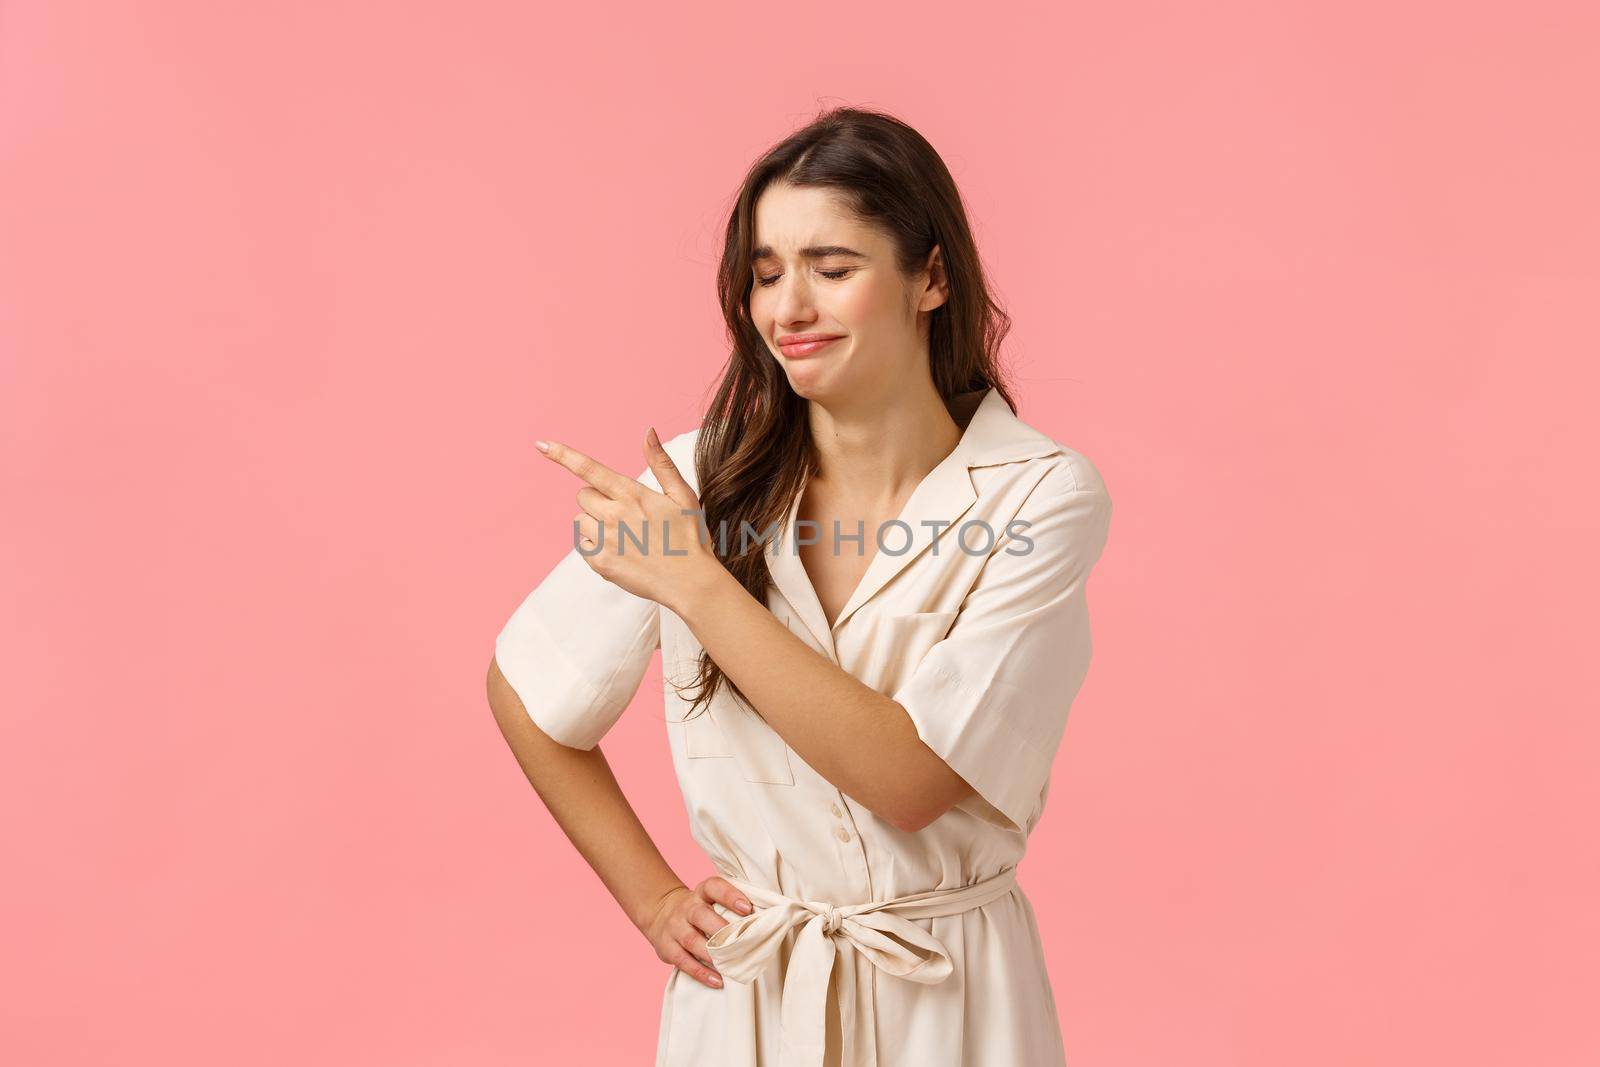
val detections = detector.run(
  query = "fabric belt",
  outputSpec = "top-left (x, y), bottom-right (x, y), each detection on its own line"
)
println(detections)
top-left (704, 865), bottom-right (1019, 1067)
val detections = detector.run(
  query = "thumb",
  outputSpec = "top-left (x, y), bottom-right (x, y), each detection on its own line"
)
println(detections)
top-left (645, 427), bottom-right (698, 506)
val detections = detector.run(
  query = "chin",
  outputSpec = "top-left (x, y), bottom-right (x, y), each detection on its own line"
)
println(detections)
top-left (781, 360), bottom-right (846, 403)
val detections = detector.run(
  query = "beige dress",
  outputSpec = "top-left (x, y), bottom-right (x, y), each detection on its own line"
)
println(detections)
top-left (494, 387), bottom-right (1113, 1067)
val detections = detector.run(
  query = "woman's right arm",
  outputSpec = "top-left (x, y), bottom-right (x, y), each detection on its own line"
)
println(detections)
top-left (485, 655), bottom-right (737, 988)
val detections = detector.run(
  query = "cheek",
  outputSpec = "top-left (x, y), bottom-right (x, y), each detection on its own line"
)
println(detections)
top-left (747, 288), bottom-right (773, 328)
top-left (835, 277), bottom-right (899, 329)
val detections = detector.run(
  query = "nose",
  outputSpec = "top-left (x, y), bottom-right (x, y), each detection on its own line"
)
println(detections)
top-left (772, 272), bottom-right (817, 329)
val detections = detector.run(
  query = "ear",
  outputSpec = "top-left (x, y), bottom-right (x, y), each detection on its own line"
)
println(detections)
top-left (918, 244), bottom-right (949, 313)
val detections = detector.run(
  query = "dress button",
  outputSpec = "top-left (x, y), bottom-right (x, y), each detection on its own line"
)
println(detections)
top-left (830, 803), bottom-right (843, 817)
top-left (834, 827), bottom-right (851, 843)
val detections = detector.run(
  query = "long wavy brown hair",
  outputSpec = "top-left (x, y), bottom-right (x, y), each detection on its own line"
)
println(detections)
top-left (675, 105), bottom-right (1020, 722)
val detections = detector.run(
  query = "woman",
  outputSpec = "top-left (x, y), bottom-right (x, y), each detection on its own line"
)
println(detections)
top-left (487, 106), bottom-right (1113, 1067)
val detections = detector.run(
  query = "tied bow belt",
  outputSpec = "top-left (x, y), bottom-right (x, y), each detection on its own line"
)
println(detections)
top-left (704, 865), bottom-right (1019, 1067)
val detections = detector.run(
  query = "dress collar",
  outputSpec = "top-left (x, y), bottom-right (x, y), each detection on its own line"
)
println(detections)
top-left (764, 387), bottom-right (1063, 651)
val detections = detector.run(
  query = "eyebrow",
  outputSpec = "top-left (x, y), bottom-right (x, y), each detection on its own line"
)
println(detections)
top-left (749, 244), bottom-right (868, 264)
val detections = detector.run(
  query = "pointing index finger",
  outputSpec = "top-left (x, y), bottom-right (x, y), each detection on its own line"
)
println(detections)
top-left (537, 439), bottom-right (637, 500)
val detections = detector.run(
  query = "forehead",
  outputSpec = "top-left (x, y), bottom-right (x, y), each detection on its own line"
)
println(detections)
top-left (751, 183), bottom-right (879, 252)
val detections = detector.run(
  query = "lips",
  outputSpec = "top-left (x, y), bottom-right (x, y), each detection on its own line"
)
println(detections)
top-left (777, 335), bottom-right (843, 358)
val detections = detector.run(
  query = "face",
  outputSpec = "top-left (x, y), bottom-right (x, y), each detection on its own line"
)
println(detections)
top-left (747, 183), bottom-right (947, 404)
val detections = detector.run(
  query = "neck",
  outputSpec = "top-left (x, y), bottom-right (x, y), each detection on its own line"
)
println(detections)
top-left (804, 381), bottom-right (966, 503)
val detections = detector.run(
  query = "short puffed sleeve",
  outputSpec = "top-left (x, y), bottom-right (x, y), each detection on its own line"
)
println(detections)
top-left (493, 429), bottom-right (700, 749)
top-left (893, 466), bottom-right (1113, 833)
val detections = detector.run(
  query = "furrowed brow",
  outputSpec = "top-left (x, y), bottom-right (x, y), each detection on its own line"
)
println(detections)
top-left (750, 244), bottom-right (868, 264)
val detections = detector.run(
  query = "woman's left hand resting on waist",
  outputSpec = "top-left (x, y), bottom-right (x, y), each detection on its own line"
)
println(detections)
top-left (533, 427), bottom-right (724, 618)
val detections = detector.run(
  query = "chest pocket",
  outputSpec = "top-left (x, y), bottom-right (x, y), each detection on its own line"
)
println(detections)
top-left (682, 695), bottom-right (795, 785)
top-left (858, 610), bottom-right (960, 697)
top-left (676, 618), bottom-right (798, 786)
top-left (683, 707), bottom-right (732, 758)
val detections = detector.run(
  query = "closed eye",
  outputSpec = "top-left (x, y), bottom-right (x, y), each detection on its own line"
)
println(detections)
top-left (755, 268), bottom-right (855, 288)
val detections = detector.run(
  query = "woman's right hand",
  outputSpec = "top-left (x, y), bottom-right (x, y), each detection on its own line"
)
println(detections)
top-left (640, 876), bottom-right (753, 989)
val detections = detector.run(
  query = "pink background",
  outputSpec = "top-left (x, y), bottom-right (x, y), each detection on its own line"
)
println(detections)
top-left (3, 2), bottom-right (1596, 1064)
